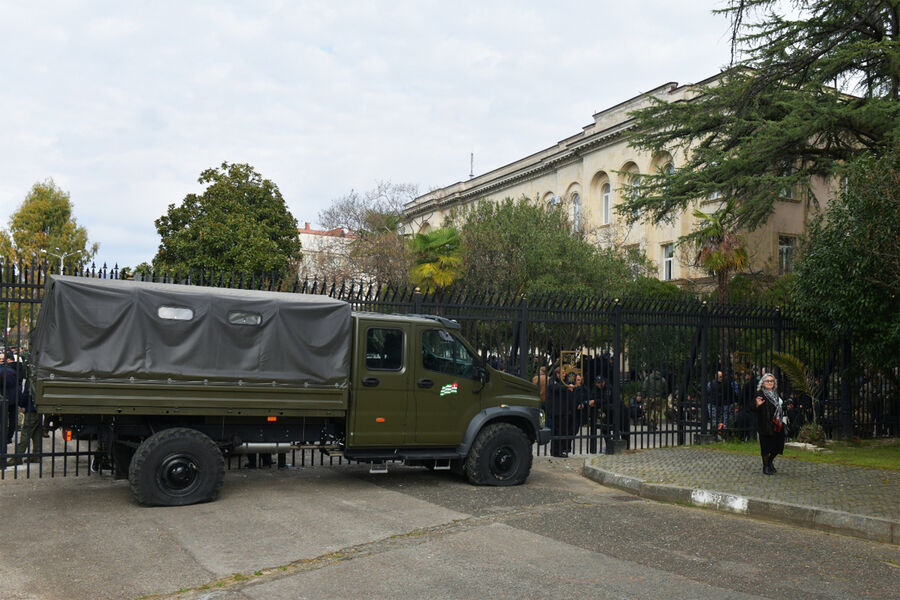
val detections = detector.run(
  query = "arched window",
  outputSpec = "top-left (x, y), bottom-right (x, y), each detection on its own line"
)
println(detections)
top-left (630, 174), bottom-right (642, 218)
top-left (601, 183), bottom-right (611, 225)
top-left (571, 193), bottom-right (581, 230)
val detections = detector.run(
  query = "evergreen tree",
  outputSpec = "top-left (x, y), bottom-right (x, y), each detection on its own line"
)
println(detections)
top-left (623, 0), bottom-right (900, 240)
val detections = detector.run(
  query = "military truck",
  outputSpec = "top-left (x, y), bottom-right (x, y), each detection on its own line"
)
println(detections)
top-left (31, 276), bottom-right (549, 506)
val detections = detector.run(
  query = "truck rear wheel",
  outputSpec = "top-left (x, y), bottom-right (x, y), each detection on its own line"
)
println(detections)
top-left (465, 423), bottom-right (531, 486)
top-left (128, 428), bottom-right (225, 506)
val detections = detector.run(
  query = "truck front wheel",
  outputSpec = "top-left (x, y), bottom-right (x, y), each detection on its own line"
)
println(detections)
top-left (129, 428), bottom-right (225, 506)
top-left (465, 423), bottom-right (532, 486)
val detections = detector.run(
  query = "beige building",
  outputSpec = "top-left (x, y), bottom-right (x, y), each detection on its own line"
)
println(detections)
top-left (403, 76), bottom-right (830, 285)
top-left (297, 222), bottom-right (357, 280)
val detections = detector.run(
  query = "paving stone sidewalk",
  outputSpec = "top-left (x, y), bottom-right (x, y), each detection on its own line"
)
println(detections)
top-left (584, 447), bottom-right (900, 544)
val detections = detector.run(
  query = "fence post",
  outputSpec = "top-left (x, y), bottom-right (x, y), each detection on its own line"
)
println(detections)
top-left (0, 397), bottom-right (7, 468)
top-left (610, 298), bottom-right (622, 454)
top-left (413, 287), bottom-right (423, 315)
top-left (840, 339), bottom-right (852, 438)
top-left (773, 307), bottom-right (783, 383)
top-left (517, 295), bottom-right (528, 379)
top-left (700, 301), bottom-right (710, 435)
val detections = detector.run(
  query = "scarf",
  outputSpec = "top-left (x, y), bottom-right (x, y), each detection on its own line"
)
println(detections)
top-left (762, 388), bottom-right (783, 423)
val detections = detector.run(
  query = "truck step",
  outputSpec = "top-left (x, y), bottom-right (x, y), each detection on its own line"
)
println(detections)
top-left (431, 459), bottom-right (452, 471)
top-left (368, 462), bottom-right (389, 474)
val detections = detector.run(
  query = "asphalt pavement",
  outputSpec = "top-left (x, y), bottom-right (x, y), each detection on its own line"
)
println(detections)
top-left (1, 448), bottom-right (898, 599)
top-left (584, 446), bottom-right (900, 545)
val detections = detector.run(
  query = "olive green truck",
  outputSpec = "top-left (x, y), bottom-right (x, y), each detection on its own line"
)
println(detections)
top-left (31, 276), bottom-right (549, 506)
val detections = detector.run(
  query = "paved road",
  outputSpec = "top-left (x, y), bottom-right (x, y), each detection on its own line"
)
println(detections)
top-left (1, 458), bottom-right (898, 600)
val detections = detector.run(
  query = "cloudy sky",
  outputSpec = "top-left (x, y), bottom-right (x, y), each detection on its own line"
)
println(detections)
top-left (0, 1), bottom-right (733, 269)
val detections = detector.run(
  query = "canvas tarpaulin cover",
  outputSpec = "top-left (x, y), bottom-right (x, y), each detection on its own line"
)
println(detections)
top-left (31, 276), bottom-right (352, 387)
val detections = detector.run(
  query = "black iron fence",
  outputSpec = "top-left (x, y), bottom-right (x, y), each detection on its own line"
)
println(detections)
top-left (2, 262), bottom-right (897, 479)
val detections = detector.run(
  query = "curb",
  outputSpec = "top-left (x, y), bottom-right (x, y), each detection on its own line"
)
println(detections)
top-left (583, 459), bottom-right (899, 546)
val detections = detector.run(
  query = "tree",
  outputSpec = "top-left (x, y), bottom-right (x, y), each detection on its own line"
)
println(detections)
top-left (622, 0), bottom-right (900, 287)
top-left (792, 148), bottom-right (900, 369)
top-left (454, 197), bottom-right (646, 297)
top-left (0, 179), bottom-right (98, 271)
top-left (153, 163), bottom-right (302, 278)
top-left (689, 208), bottom-right (749, 306)
top-left (409, 227), bottom-right (463, 291)
top-left (318, 181), bottom-right (415, 282)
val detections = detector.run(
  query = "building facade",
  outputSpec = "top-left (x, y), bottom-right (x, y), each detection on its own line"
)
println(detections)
top-left (297, 222), bottom-right (357, 280)
top-left (403, 76), bottom-right (830, 285)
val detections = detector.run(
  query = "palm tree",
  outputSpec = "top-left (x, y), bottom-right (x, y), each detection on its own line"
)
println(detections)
top-left (409, 227), bottom-right (463, 292)
top-left (690, 208), bottom-right (748, 306)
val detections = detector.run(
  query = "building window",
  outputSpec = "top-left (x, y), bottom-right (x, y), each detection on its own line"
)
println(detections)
top-left (662, 243), bottom-right (674, 281)
top-left (624, 244), bottom-right (643, 278)
top-left (571, 193), bottom-right (581, 230)
top-left (630, 174), bottom-right (642, 218)
top-left (602, 183), bottom-right (611, 225)
top-left (779, 163), bottom-right (796, 199)
top-left (778, 236), bottom-right (796, 274)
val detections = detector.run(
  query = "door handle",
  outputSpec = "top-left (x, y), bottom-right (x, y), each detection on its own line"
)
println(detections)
top-left (417, 378), bottom-right (434, 388)
top-left (362, 376), bottom-right (380, 387)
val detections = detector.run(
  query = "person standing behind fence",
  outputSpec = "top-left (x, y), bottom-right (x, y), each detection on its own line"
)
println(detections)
top-left (754, 373), bottom-right (785, 475)
top-left (532, 366), bottom-right (548, 411)
top-left (11, 352), bottom-right (40, 465)
top-left (641, 369), bottom-right (667, 432)
top-left (707, 370), bottom-right (734, 437)
top-left (548, 368), bottom-right (575, 457)
top-left (2, 349), bottom-right (20, 448)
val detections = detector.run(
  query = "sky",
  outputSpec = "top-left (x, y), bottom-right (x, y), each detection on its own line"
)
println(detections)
top-left (0, 1), bottom-right (734, 269)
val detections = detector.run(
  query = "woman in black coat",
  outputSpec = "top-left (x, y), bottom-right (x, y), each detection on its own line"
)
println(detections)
top-left (754, 373), bottom-right (785, 475)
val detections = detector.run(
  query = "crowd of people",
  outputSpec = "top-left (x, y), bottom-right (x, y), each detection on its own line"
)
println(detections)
top-left (529, 356), bottom-right (848, 460)
top-left (533, 365), bottom-right (630, 457)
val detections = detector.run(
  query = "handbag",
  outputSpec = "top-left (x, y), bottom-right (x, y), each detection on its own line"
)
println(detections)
top-left (772, 416), bottom-right (783, 433)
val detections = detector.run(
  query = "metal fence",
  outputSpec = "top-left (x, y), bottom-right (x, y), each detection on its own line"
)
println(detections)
top-left (2, 262), bottom-right (898, 479)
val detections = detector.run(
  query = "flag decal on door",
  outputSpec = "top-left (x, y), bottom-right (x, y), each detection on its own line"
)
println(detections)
top-left (440, 382), bottom-right (458, 397)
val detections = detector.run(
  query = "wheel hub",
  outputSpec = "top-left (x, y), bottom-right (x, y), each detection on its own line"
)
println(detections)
top-left (491, 446), bottom-right (517, 477)
top-left (159, 454), bottom-right (199, 493)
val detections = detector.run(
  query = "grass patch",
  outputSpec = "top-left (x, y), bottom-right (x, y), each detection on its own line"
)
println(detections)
top-left (697, 438), bottom-right (900, 470)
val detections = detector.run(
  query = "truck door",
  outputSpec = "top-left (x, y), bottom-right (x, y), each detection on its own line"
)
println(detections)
top-left (414, 327), bottom-right (481, 445)
top-left (350, 321), bottom-right (412, 447)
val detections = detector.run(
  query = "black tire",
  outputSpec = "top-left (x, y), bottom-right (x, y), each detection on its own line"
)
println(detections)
top-left (128, 428), bottom-right (225, 507)
top-left (465, 423), bottom-right (532, 486)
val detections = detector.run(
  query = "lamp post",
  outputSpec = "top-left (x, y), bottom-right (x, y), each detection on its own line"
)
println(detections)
top-left (41, 248), bottom-right (83, 275)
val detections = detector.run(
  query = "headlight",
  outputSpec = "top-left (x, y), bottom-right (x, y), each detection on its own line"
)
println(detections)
top-left (538, 410), bottom-right (546, 428)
